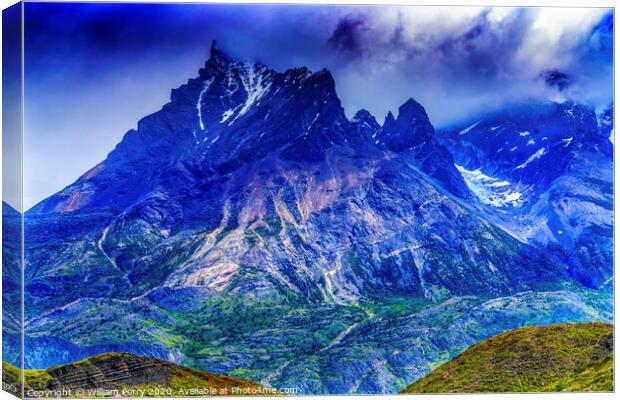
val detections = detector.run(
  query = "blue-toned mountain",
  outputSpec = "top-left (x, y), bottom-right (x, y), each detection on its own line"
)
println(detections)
top-left (600, 103), bottom-right (613, 141)
top-left (439, 101), bottom-right (613, 288)
top-left (2, 202), bottom-right (22, 367)
top-left (20, 45), bottom-right (612, 394)
top-left (25, 44), bottom-right (520, 317)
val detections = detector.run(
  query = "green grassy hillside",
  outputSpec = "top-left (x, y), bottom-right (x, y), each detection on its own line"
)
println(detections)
top-left (2, 352), bottom-right (271, 397)
top-left (402, 322), bottom-right (613, 393)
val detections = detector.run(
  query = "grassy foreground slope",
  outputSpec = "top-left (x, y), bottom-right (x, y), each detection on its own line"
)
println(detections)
top-left (3, 352), bottom-right (270, 397)
top-left (402, 322), bottom-right (613, 393)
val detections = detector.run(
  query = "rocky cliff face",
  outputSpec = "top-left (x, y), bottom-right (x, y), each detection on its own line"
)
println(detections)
top-left (19, 44), bottom-right (612, 394)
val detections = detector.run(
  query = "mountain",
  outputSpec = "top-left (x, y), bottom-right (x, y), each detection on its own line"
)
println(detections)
top-left (439, 101), bottom-right (613, 289)
top-left (26, 44), bottom-right (483, 315)
top-left (2, 202), bottom-right (22, 368)
top-left (16, 43), bottom-right (612, 394)
top-left (599, 103), bottom-right (613, 142)
top-left (375, 99), bottom-right (471, 199)
top-left (401, 322), bottom-right (613, 393)
top-left (2, 352), bottom-right (267, 397)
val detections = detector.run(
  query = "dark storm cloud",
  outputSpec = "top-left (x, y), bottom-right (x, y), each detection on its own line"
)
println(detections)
top-left (322, 7), bottom-right (612, 127)
top-left (328, 15), bottom-right (367, 58)
top-left (434, 9), bottom-right (531, 80)
top-left (329, 8), bottom-right (532, 80)
top-left (542, 70), bottom-right (572, 91)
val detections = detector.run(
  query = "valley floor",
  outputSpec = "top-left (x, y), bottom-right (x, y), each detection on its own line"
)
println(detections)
top-left (12, 285), bottom-right (613, 395)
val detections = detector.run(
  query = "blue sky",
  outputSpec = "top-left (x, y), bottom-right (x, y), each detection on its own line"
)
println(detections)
top-left (22, 3), bottom-right (613, 210)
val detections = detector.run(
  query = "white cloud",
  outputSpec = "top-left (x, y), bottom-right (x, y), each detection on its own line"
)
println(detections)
top-left (328, 6), bottom-right (612, 126)
top-left (515, 8), bottom-right (608, 73)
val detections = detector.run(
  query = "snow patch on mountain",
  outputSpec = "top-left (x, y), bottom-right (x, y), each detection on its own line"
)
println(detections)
top-left (197, 78), bottom-right (215, 130)
top-left (229, 63), bottom-right (273, 125)
top-left (456, 165), bottom-right (523, 208)
top-left (515, 147), bottom-right (546, 169)
top-left (459, 121), bottom-right (480, 135)
top-left (220, 109), bottom-right (235, 123)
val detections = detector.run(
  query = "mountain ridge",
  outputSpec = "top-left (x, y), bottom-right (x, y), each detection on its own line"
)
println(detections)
top-left (401, 322), bottom-right (613, 393)
top-left (438, 99), bottom-right (613, 289)
top-left (28, 43), bottom-right (469, 216)
top-left (3, 352), bottom-right (269, 397)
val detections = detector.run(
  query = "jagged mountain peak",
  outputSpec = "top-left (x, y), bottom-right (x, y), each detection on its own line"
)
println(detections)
top-left (381, 98), bottom-right (428, 128)
top-left (352, 109), bottom-right (371, 120)
top-left (371, 98), bottom-right (471, 198)
top-left (199, 42), bottom-right (336, 96)
top-left (384, 111), bottom-right (396, 126)
top-left (399, 97), bottom-right (427, 116)
top-left (208, 39), bottom-right (233, 64)
top-left (379, 98), bottom-right (435, 152)
top-left (198, 40), bottom-right (237, 77)
top-left (350, 109), bottom-right (381, 146)
top-left (29, 44), bottom-right (473, 219)
top-left (352, 109), bottom-right (379, 127)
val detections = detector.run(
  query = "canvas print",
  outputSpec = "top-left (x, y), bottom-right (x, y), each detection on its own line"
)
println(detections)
top-left (1, 1), bottom-right (614, 397)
